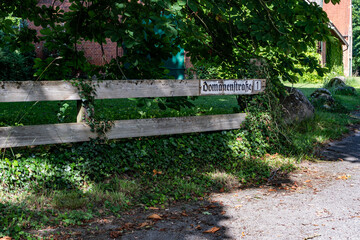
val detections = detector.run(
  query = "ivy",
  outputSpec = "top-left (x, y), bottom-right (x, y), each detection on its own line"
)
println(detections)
top-left (353, 0), bottom-right (360, 74)
top-left (326, 37), bottom-right (343, 72)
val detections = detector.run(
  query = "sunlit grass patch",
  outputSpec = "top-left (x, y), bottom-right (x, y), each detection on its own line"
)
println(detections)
top-left (52, 191), bottom-right (88, 210)
top-left (85, 177), bottom-right (140, 208)
top-left (207, 171), bottom-right (239, 190)
top-left (261, 154), bottom-right (298, 171)
top-left (346, 77), bottom-right (360, 88)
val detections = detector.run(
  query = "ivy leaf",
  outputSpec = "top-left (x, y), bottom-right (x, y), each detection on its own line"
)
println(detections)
top-left (187, 1), bottom-right (198, 12)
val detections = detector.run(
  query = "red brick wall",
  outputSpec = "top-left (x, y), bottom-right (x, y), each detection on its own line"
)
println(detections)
top-left (323, 0), bottom-right (352, 76)
top-left (323, 0), bottom-right (351, 37)
top-left (29, 0), bottom-right (120, 66)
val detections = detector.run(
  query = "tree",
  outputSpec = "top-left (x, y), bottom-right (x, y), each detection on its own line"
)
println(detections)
top-left (0, 0), bottom-right (340, 85)
top-left (353, 0), bottom-right (360, 75)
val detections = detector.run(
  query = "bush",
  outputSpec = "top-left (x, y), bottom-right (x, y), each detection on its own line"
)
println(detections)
top-left (0, 48), bottom-right (35, 81)
top-left (0, 89), bottom-right (297, 196)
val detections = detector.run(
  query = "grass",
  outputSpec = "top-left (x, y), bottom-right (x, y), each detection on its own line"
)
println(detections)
top-left (1, 78), bottom-right (360, 239)
top-left (285, 82), bottom-right (323, 97)
top-left (0, 95), bottom-right (239, 127)
top-left (285, 78), bottom-right (360, 150)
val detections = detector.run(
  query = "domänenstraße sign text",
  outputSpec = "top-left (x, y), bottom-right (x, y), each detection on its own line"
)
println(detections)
top-left (200, 79), bottom-right (262, 95)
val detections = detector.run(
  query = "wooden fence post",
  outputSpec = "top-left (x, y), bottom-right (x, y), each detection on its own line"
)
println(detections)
top-left (77, 100), bottom-right (86, 123)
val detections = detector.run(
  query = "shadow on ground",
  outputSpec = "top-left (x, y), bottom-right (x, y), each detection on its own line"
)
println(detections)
top-left (321, 128), bottom-right (360, 163)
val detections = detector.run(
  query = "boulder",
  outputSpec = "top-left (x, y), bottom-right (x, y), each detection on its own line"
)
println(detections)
top-left (279, 86), bottom-right (315, 123)
top-left (334, 85), bottom-right (357, 96)
top-left (310, 88), bottom-right (336, 110)
top-left (324, 76), bottom-right (357, 96)
top-left (325, 76), bottom-right (346, 88)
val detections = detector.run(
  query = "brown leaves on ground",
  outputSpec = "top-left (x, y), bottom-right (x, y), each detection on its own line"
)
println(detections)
top-left (337, 175), bottom-right (350, 180)
top-left (109, 231), bottom-right (122, 238)
top-left (147, 213), bottom-right (162, 220)
top-left (203, 227), bottom-right (221, 233)
top-left (138, 222), bottom-right (150, 228)
top-left (148, 207), bottom-right (159, 210)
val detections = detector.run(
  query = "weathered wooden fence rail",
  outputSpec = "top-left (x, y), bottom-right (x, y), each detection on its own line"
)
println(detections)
top-left (0, 79), bottom-right (266, 148)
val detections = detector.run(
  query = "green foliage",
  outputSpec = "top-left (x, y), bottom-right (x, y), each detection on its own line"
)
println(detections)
top-left (353, 0), bottom-right (360, 74)
top-left (2, 81), bottom-right (360, 239)
top-left (0, 203), bottom-right (42, 239)
top-left (0, 91), bottom-right (296, 197)
top-left (0, 48), bottom-right (35, 81)
top-left (326, 38), bottom-right (343, 72)
top-left (57, 102), bottom-right (72, 123)
top-left (0, 0), bottom-right (339, 85)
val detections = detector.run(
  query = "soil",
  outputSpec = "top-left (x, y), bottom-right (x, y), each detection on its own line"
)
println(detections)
top-left (30, 126), bottom-right (360, 240)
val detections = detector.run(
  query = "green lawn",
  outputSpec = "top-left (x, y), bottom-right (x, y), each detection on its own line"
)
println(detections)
top-left (0, 95), bottom-right (240, 127)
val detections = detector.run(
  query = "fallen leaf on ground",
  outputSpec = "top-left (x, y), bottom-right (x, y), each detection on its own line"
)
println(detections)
top-left (153, 169), bottom-right (163, 176)
top-left (242, 232), bottom-right (246, 236)
top-left (305, 180), bottom-right (311, 183)
top-left (100, 218), bottom-right (110, 224)
top-left (221, 211), bottom-right (226, 215)
top-left (207, 205), bottom-right (217, 209)
top-left (337, 175), bottom-right (350, 180)
top-left (181, 211), bottom-right (188, 216)
top-left (138, 222), bottom-right (149, 228)
top-left (109, 231), bottom-right (121, 238)
top-left (203, 227), bottom-right (220, 233)
top-left (123, 223), bottom-right (134, 230)
top-left (195, 225), bottom-right (202, 230)
top-left (147, 213), bottom-right (162, 220)
top-left (149, 207), bottom-right (159, 210)
top-left (268, 189), bottom-right (277, 192)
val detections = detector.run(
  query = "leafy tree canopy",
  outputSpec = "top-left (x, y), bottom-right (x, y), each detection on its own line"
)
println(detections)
top-left (0, 0), bottom-right (340, 87)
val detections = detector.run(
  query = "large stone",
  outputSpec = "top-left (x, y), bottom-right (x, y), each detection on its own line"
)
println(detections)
top-left (279, 86), bottom-right (315, 123)
top-left (325, 77), bottom-right (346, 88)
top-left (334, 86), bottom-right (357, 96)
top-left (310, 88), bottom-right (336, 110)
top-left (324, 76), bottom-right (357, 96)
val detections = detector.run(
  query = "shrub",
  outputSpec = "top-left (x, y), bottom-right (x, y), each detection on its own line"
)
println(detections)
top-left (0, 48), bottom-right (35, 81)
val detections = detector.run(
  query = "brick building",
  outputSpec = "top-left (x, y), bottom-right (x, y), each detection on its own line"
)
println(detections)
top-left (29, 0), bottom-right (187, 79)
top-left (311, 0), bottom-right (353, 76)
top-left (324, 0), bottom-right (353, 76)
top-left (28, 0), bottom-right (122, 66)
top-left (30, 0), bottom-right (353, 78)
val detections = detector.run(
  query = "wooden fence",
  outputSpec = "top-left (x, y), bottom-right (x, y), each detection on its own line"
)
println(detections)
top-left (0, 79), bottom-right (266, 148)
